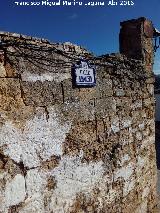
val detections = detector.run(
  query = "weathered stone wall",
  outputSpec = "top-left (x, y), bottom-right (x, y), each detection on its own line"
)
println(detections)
top-left (0, 17), bottom-right (157, 213)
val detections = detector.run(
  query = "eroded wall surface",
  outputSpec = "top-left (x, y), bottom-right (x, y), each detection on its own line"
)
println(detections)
top-left (0, 18), bottom-right (157, 213)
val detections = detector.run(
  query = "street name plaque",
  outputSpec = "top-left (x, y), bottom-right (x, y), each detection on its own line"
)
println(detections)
top-left (72, 59), bottom-right (96, 87)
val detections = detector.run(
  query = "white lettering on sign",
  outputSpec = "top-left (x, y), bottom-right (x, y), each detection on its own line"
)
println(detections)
top-left (74, 61), bottom-right (96, 86)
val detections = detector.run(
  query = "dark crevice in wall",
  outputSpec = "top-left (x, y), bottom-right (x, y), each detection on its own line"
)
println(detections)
top-left (19, 78), bottom-right (27, 106)
top-left (0, 151), bottom-right (7, 166)
top-left (8, 202), bottom-right (25, 213)
top-left (93, 98), bottom-right (99, 141)
top-left (61, 83), bottom-right (65, 103)
top-left (0, 150), bottom-right (28, 177)
top-left (44, 106), bottom-right (50, 121)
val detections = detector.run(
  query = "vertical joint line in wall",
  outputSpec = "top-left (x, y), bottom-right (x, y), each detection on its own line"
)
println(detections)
top-left (133, 134), bottom-right (139, 190)
top-left (24, 176), bottom-right (28, 201)
top-left (102, 118), bottom-right (106, 143)
top-left (93, 98), bottom-right (96, 108)
top-left (61, 83), bottom-right (65, 103)
top-left (19, 76), bottom-right (26, 106)
top-left (44, 106), bottom-right (49, 121)
top-left (95, 115), bottom-right (99, 141)
top-left (94, 98), bottom-right (98, 140)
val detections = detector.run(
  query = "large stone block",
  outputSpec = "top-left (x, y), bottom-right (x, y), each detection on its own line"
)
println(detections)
top-left (21, 81), bottom-right (63, 106)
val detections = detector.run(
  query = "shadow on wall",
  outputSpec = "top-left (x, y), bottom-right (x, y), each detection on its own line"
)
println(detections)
top-left (155, 121), bottom-right (160, 169)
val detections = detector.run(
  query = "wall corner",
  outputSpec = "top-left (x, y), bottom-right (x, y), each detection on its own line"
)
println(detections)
top-left (119, 17), bottom-right (154, 74)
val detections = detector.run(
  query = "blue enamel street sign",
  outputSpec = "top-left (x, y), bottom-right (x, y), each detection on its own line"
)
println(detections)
top-left (72, 59), bottom-right (96, 87)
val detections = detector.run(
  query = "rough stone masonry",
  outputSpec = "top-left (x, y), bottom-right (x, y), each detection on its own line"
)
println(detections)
top-left (0, 17), bottom-right (157, 212)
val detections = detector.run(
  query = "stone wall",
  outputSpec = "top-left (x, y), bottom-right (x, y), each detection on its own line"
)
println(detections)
top-left (0, 17), bottom-right (157, 213)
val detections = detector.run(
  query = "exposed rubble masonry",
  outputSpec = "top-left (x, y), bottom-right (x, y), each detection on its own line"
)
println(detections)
top-left (0, 17), bottom-right (157, 212)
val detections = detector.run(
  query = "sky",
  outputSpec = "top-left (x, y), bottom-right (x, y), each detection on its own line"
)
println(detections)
top-left (0, 0), bottom-right (160, 73)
